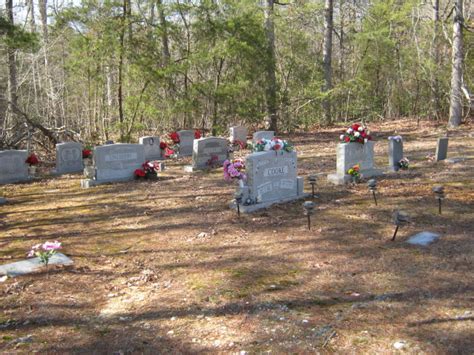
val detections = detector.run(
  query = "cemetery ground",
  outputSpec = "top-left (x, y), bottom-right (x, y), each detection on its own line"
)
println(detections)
top-left (1, 120), bottom-right (473, 353)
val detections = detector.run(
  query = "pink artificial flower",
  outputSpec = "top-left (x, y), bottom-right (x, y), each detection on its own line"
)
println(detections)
top-left (42, 241), bottom-right (62, 251)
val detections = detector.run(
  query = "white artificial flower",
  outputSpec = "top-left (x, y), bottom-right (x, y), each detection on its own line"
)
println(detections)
top-left (366, 130), bottom-right (370, 135)
top-left (347, 128), bottom-right (353, 134)
top-left (354, 131), bottom-right (360, 137)
top-left (358, 126), bottom-right (364, 132)
top-left (364, 138), bottom-right (368, 143)
top-left (340, 134), bottom-right (344, 140)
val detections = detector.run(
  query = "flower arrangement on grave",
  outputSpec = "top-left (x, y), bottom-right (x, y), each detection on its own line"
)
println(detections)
top-left (223, 159), bottom-right (246, 181)
top-left (388, 135), bottom-right (402, 142)
top-left (135, 161), bottom-right (162, 179)
top-left (206, 155), bottom-right (220, 169)
top-left (398, 158), bottom-right (409, 170)
top-left (82, 149), bottom-right (93, 159)
top-left (25, 153), bottom-right (39, 166)
top-left (160, 132), bottom-right (180, 158)
top-left (253, 138), bottom-right (293, 153)
top-left (194, 129), bottom-right (202, 139)
top-left (347, 164), bottom-right (361, 182)
top-left (28, 241), bottom-right (62, 267)
top-left (232, 139), bottom-right (248, 150)
top-left (340, 123), bottom-right (372, 144)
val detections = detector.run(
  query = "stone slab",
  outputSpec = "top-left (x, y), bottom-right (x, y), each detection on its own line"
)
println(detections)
top-left (178, 130), bottom-right (195, 156)
top-left (192, 137), bottom-right (229, 170)
top-left (0, 197), bottom-right (6, 205)
top-left (0, 150), bottom-right (29, 184)
top-left (406, 232), bottom-right (440, 246)
top-left (388, 138), bottom-right (403, 171)
top-left (139, 136), bottom-right (162, 161)
top-left (435, 137), bottom-right (449, 161)
top-left (252, 131), bottom-right (275, 144)
top-left (230, 126), bottom-right (248, 143)
top-left (444, 157), bottom-right (465, 164)
top-left (55, 142), bottom-right (84, 174)
top-left (232, 192), bottom-right (310, 213)
top-left (94, 144), bottom-right (145, 183)
top-left (0, 253), bottom-right (73, 277)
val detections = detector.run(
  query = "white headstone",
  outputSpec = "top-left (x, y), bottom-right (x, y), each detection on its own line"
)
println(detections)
top-left (55, 142), bottom-right (83, 174)
top-left (230, 126), bottom-right (248, 144)
top-left (178, 130), bottom-right (195, 156)
top-left (0, 253), bottom-right (73, 277)
top-left (327, 141), bottom-right (382, 184)
top-left (191, 137), bottom-right (229, 170)
top-left (236, 150), bottom-right (306, 212)
top-left (81, 144), bottom-right (145, 187)
top-left (0, 150), bottom-right (29, 184)
top-left (252, 131), bottom-right (275, 144)
top-left (139, 136), bottom-right (162, 161)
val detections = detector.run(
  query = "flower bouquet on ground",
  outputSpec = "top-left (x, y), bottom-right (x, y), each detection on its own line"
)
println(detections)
top-left (82, 148), bottom-right (93, 166)
top-left (223, 159), bottom-right (246, 181)
top-left (25, 153), bottom-right (40, 176)
top-left (340, 123), bottom-right (372, 144)
top-left (231, 139), bottom-right (248, 151)
top-left (347, 164), bottom-right (361, 183)
top-left (398, 158), bottom-right (409, 170)
top-left (135, 161), bottom-right (162, 180)
top-left (253, 137), bottom-right (293, 154)
top-left (160, 131), bottom-right (180, 158)
top-left (28, 241), bottom-right (62, 268)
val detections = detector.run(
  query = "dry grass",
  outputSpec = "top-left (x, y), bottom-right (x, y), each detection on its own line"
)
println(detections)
top-left (0, 119), bottom-right (473, 353)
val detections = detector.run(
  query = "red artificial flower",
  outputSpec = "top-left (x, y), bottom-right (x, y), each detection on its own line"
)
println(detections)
top-left (344, 136), bottom-right (350, 142)
top-left (134, 169), bottom-right (146, 177)
top-left (164, 147), bottom-right (175, 158)
top-left (358, 137), bottom-right (364, 143)
top-left (159, 142), bottom-right (168, 150)
top-left (194, 130), bottom-right (201, 139)
top-left (360, 132), bottom-right (367, 138)
top-left (273, 144), bottom-right (281, 150)
top-left (82, 149), bottom-right (92, 159)
top-left (169, 132), bottom-right (180, 144)
top-left (25, 153), bottom-right (39, 166)
top-left (352, 123), bottom-right (360, 131)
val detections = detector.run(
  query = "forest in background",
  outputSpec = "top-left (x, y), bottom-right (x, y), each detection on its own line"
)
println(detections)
top-left (0, 0), bottom-right (473, 149)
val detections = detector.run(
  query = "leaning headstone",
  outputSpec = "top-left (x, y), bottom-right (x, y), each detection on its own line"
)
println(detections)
top-left (388, 136), bottom-right (404, 171)
top-left (185, 137), bottom-right (229, 172)
top-left (435, 137), bottom-right (449, 161)
top-left (81, 144), bottom-right (145, 188)
top-left (0, 253), bottom-right (73, 277)
top-left (55, 142), bottom-right (83, 174)
top-left (0, 150), bottom-right (29, 184)
top-left (235, 150), bottom-right (307, 213)
top-left (139, 136), bottom-right (162, 161)
top-left (178, 130), bottom-right (195, 156)
top-left (252, 131), bottom-right (274, 144)
top-left (406, 232), bottom-right (440, 246)
top-left (230, 126), bottom-right (248, 144)
top-left (327, 141), bottom-right (382, 185)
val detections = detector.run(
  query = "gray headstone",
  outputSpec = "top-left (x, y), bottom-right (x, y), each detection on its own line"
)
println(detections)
top-left (406, 232), bottom-right (440, 246)
top-left (236, 150), bottom-right (307, 212)
top-left (191, 137), bottom-right (229, 170)
top-left (139, 136), bottom-right (162, 161)
top-left (55, 142), bottom-right (83, 174)
top-left (327, 141), bottom-right (382, 184)
top-left (82, 144), bottom-right (145, 187)
top-left (252, 131), bottom-right (275, 144)
top-left (230, 126), bottom-right (248, 144)
top-left (0, 253), bottom-right (73, 277)
top-left (0, 150), bottom-right (29, 184)
top-left (435, 137), bottom-right (449, 161)
top-left (388, 137), bottom-right (404, 171)
top-left (0, 197), bottom-right (6, 205)
top-left (178, 130), bottom-right (195, 156)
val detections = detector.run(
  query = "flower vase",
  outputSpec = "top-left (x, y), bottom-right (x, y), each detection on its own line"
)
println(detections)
top-left (83, 158), bottom-right (92, 166)
top-left (28, 165), bottom-right (37, 176)
top-left (84, 166), bottom-right (95, 179)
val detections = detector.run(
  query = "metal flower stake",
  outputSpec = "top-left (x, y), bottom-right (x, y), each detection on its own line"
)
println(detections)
top-left (391, 210), bottom-right (410, 241)
top-left (234, 192), bottom-right (243, 217)
top-left (303, 201), bottom-right (316, 230)
top-left (432, 186), bottom-right (445, 215)
top-left (308, 175), bottom-right (317, 198)
top-left (367, 179), bottom-right (377, 206)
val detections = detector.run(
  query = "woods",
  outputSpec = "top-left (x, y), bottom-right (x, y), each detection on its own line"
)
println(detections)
top-left (0, 0), bottom-right (473, 147)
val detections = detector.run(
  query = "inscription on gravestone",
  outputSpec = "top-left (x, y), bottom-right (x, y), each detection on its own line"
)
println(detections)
top-left (139, 136), bottom-right (162, 161)
top-left (191, 137), bottom-right (229, 170)
top-left (0, 150), bottom-right (29, 184)
top-left (56, 142), bottom-right (83, 174)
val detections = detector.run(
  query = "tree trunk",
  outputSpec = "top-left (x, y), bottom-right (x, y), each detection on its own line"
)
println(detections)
top-left (322, 0), bottom-right (333, 126)
top-left (157, 0), bottom-right (170, 66)
top-left (448, 0), bottom-right (464, 127)
top-left (264, 0), bottom-right (278, 132)
top-left (118, 0), bottom-right (127, 141)
top-left (6, 0), bottom-right (18, 123)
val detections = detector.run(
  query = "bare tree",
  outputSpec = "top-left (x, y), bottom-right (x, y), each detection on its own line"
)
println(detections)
top-left (448, 0), bottom-right (464, 127)
top-left (322, 0), bottom-right (333, 125)
top-left (264, 0), bottom-right (278, 132)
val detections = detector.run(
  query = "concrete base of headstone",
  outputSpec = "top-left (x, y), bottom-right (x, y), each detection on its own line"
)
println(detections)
top-left (444, 157), bottom-right (465, 164)
top-left (327, 168), bottom-right (383, 185)
top-left (183, 165), bottom-right (194, 173)
top-left (0, 197), bottom-right (7, 205)
top-left (81, 176), bottom-right (136, 188)
top-left (406, 232), bottom-right (440, 246)
top-left (0, 253), bottom-right (73, 277)
top-left (233, 177), bottom-right (308, 213)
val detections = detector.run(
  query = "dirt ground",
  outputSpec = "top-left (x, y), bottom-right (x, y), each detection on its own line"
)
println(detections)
top-left (0, 119), bottom-right (473, 354)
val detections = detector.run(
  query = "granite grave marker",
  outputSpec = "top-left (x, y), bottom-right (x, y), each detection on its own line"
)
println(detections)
top-left (139, 136), bottom-right (162, 161)
top-left (0, 150), bottom-right (29, 184)
top-left (55, 142), bottom-right (83, 174)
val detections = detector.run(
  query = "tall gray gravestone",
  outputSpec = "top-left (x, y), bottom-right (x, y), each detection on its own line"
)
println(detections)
top-left (139, 136), bottom-right (161, 161)
top-left (252, 131), bottom-right (275, 144)
top-left (188, 137), bottom-right (229, 171)
top-left (0, 150), bottom-right (29, 184)
top-left (229, 126), bottom-right (248, 144)
top-left (388, 136), bottom-right (404, 171)
top-left (435, 137), bottom-right (449, 161)
top-left (178, 130), bottom-right (194, 156)
top-left (81, 144), bottom-right (145, 188)
top-left (236, 150), bottom-right (306, 213)
top-left (55, 142), bottom-right (83, 174)
top-left (327, 141), bottom-right (382, 184)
